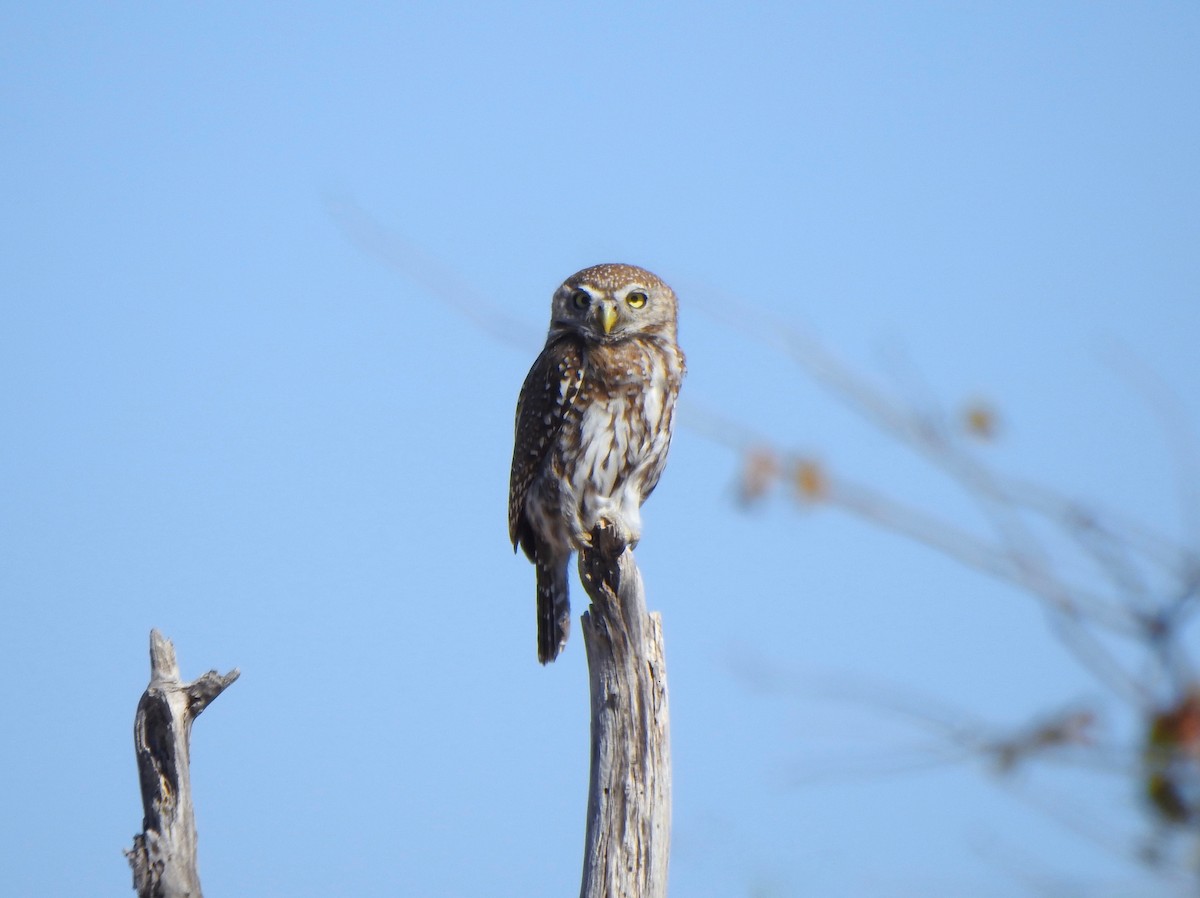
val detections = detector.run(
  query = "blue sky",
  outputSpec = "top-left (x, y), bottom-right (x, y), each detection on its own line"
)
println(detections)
top-left (3, 3), bottom-right (1199, 896)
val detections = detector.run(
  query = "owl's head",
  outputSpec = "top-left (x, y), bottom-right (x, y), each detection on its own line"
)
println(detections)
top-left (549, 263), bottom-right (678, 345)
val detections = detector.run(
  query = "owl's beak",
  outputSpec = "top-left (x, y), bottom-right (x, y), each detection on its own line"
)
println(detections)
top-left (597, 302), bottom-right (619, 335)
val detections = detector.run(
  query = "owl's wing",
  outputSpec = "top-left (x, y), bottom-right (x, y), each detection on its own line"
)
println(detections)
top-left (508, 337), bottom-right (585, 553)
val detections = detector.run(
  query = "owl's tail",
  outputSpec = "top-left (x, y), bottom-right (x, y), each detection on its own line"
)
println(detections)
top-left (536, 557), bottom-right (571, 664)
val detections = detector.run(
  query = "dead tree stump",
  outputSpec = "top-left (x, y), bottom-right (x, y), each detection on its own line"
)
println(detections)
top-left (126, 630), bottom-right (239, 898)
top-left (578, 521), bottom-right (672, 898)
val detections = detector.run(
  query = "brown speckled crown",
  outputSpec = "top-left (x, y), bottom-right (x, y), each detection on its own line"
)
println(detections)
top-left (560, 263), bottom-right (669, 293)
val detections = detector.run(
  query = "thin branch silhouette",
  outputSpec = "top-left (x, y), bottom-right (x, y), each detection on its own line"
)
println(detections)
top-left (331, 202), bottom-right (1200, 885)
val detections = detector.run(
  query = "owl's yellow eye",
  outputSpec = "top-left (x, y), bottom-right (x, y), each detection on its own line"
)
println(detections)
top-left (626, 291), bottom-right (648, 309)
top-left (571, 290), bottom-right (591, 310)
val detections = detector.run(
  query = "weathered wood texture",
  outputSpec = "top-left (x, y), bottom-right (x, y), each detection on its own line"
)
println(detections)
top-left (126, 630), bottom-right (239, 898)
top-left (578, 522), bottom-right (672, 898)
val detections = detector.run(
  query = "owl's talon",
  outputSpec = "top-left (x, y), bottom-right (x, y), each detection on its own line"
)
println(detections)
top-left (590, 516), bottom-right (641, 557)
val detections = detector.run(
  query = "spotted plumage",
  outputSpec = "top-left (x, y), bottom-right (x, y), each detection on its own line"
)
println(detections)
top-left (509, 263), bottom-right (685, 663)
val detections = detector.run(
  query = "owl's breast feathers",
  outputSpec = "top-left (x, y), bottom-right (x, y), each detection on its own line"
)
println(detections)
top-left (509, 332), bottom-right (685, 557)
top-left (578, 335), bottom-right (685, 501)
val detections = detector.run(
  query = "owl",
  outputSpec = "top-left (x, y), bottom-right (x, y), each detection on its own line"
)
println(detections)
top-left (508, 263), bottom-right (686, 664)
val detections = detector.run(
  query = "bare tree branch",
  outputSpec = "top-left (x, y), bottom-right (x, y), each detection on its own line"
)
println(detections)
top-left (325, 196), bottom-right (536, 351)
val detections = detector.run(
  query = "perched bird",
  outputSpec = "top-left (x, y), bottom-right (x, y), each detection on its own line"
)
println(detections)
top-left (508, 263), bottom-right (685, 663)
